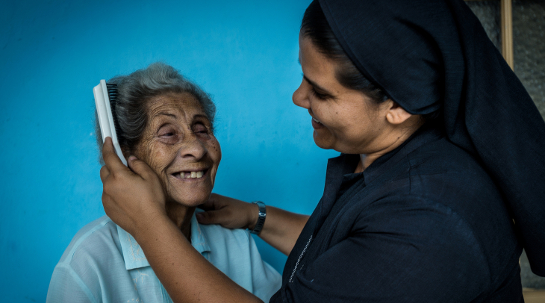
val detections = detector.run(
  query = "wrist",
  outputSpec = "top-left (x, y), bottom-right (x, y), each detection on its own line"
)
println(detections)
top-left (131, 210), bottom-right (171, 243)
top-left (249, 201), bottom-right (266, 235)
top-left (246, 202), bottom-right (259, 230)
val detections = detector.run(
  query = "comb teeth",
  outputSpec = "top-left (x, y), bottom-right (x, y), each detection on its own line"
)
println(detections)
top-left (106, 83), bottom-right (118, 101)
top-left (105, 83), bottom-right (122, 142)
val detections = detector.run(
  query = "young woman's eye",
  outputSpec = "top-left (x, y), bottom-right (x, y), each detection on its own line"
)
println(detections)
top-left (310, 87), bottom-right (330, 100)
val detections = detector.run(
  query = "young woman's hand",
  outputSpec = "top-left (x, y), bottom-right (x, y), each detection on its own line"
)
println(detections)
top-left (198, 193), bottom-right (309, 255)
top-left (100, 137), bottom-right (167, 238)
top-left (197, 194), bottom-right (259, 230)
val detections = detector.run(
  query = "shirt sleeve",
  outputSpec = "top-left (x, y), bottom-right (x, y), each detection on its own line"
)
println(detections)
top-left (247, 232), bottom-right (282, 302)
top-left (46, 263), bottom-right (96, 303)
top-left (271, 195), bottom-right (491, 303)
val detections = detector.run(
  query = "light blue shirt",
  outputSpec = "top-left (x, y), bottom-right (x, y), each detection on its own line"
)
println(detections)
top-left (47, 211), bottom-right (281, 303)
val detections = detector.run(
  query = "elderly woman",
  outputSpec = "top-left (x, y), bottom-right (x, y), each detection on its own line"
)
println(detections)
top-left (100, 0), bottom-right (545, 302)
top-left (46, 63), bottom-right (281, 303)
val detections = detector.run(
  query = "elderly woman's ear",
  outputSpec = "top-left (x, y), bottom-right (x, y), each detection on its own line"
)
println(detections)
top-left (121, 147), bottom-right (132, 160)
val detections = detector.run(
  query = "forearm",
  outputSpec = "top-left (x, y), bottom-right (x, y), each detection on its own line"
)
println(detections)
top-left (134, 214), bottom-right (262, 303)
top-left (198, 194), bottom-right (309, 255)
top-left (253, 206), bottom-right (309, 256)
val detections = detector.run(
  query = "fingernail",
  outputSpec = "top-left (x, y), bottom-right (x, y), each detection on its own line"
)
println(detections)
top-left (196, 213), bottom-right (204, 221)
top-left (128, 156), bottom-right (137, 161)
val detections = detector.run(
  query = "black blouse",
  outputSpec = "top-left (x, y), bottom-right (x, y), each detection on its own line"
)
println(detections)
top-left (270, 125), bottom-right (522, 302)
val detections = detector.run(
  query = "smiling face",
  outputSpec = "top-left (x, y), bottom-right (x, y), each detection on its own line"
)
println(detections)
top-left (132, 92), bottom-right (221, 207)
top-left (292, 35), bottom-right (394, 155)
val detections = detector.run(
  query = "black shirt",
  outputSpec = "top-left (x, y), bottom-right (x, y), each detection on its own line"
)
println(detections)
top-left (271, 125), bottom-right (522, 302)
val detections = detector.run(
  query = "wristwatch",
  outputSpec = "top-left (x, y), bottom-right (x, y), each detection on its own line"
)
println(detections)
top-left (250, 201), bottom-right (266, 235)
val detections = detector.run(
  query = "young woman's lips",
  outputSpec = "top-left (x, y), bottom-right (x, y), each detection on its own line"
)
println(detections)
top-left (311, 117), bottom-right (324, 129)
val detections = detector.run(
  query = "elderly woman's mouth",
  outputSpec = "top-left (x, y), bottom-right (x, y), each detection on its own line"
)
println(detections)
top-left (173, 169), bottom-right (209, 180)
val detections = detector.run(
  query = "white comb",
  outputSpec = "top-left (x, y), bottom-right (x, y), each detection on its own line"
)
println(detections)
top-left (93, 80), bottom-right (127, 166)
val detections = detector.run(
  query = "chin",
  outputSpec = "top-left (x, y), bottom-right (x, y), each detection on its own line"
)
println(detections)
top-left (168, 189), bottom-right (211, 208)
top-left (313, 131), bottom-right (335, 150)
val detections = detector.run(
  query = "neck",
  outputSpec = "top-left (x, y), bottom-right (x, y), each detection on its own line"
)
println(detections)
top-left (359, 117), bottom-right (424, 171)
top-left (165, 201), bottom-right (196, 240)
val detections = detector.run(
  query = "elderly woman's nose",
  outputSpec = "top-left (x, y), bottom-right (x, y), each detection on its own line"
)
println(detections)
top-left (179, 135), bottom-right (207, 159)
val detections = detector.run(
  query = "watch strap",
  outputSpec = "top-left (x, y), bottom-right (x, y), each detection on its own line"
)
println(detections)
top-left (250, 201), bottom-right (266, 235)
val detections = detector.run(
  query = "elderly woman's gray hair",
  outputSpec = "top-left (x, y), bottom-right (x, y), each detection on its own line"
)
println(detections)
top-left (95, 62), bottom-right (216, 162)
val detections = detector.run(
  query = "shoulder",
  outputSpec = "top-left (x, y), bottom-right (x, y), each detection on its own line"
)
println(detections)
top-left (56, 215), bottom-right (121, 266)
top-left (406, 136), bottom-right (488, 179)
top-left (48, 216), bottom-right (125, 302)
top-left (379, 137), bottom-right (505, 215)
top-left (403, 138), bottom-right (512, 226)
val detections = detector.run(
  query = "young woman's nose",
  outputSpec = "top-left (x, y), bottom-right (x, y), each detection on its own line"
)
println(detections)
top-left (292, 79), bottom-right (310, 109)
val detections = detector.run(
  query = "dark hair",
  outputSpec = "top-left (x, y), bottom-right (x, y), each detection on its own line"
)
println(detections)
top-left (95, 62), bottom-right (215, 163)
top-left (301, 1), bottom-right (388, 104)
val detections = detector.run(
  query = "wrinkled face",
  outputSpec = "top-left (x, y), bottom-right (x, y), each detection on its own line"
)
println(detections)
top-left (133, 92), bottom-right (221, 207)
top-left (292, 35), bottom-right (390, 155)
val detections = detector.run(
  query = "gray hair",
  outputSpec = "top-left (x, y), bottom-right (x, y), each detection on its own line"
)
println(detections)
top-left (95, 62), bottom-right (216, 163)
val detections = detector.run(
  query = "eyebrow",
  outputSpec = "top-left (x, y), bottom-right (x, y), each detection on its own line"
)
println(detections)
top-left (298, 58), bottom-right (334, 96)
top-left (193, 114), bottom-right (211, 122)
top-left (303, 74), bottom-right (334, 96)
top-left (154, 112), bottom-right (177, 119)
top-left (154, 112), bottom-right (210, 123)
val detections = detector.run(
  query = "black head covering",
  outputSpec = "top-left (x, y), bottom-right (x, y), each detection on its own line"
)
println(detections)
top-left (317, 0), bottom-right (545, 276)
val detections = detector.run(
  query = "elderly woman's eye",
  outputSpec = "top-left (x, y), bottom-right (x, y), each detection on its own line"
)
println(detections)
top-left (193, 123), bottom-right (210, 135)
top-left (160, 131), bottom-right (175, 137)
top-left (158, 126), bottom-right (177, 137)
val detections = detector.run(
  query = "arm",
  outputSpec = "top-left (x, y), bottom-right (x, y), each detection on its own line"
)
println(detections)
top-left (100, 138), bottom-right (262, 303)
top-left (132, 214), bottom-right (262, 303)
top-left (197, 194), bottom-right (309, 255)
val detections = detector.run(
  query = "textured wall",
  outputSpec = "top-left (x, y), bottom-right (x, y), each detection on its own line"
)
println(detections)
top-left (466, 0), bottom-right (545, 289)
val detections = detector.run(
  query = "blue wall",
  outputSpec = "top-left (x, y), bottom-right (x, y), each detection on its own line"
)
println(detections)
top-left (0, 0), bottom-right (339, 301)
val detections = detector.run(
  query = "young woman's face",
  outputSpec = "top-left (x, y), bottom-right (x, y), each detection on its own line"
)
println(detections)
top-left (133, 92), bottom-right (221, 207)
top-left (292, 35), bottom-right (391, 155)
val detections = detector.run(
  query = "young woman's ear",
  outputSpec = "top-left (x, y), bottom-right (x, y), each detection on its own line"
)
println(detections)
top-left (385, 101), bottom-right (413, 125)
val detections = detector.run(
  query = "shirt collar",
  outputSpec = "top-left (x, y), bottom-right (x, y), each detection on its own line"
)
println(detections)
top-left (323, 122), bottom-right (442, 197)
top-left (117, 211), bottom-right (212, 271)
top-left (334, 122), bottom-right (442, 183)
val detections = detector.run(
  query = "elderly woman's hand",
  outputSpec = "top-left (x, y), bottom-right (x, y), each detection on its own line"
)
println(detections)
top-left (100, 137), bottom-right (167, 237)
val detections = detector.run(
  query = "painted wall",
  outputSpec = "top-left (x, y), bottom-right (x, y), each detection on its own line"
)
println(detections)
top-left (0, 0), bottom-right (341, 301)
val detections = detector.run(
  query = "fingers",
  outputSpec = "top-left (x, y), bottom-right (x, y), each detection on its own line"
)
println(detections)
top-left (199, 194), bottom-right (222, 211)
top-left (102, 137), bottom-right (128, 173)
top-left (196, 210), bottom-right (221, 225)
top-left (100, 165), bottom-right (110, 182)
top-left (127, 156), bottom-right (154, 180)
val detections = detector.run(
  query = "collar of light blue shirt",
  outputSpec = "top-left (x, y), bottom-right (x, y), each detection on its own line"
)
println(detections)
top-left (116, 211), bottom-right (212, 270)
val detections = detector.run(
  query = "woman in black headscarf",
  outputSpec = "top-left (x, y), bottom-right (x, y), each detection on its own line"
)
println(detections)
top-left (100, 0), bottom-right (545, 302)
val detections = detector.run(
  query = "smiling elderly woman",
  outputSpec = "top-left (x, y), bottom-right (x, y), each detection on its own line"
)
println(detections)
top-left (46, 63), bottom-right (281, 303)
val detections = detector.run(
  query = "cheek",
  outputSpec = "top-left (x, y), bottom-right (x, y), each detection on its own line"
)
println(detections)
top-left (136, 140), bottom-right (173, 177)
top-left (208, 138), bottom-right (222, 166)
